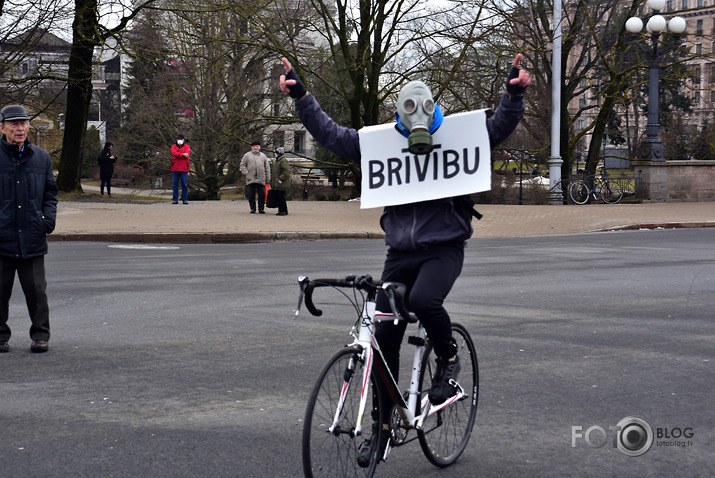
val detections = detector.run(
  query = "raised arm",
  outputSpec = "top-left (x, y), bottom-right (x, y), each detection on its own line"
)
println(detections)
top-left (279, 58), bottom-right (361, 162)
top-left (487, 54), bottom-right (531, 148)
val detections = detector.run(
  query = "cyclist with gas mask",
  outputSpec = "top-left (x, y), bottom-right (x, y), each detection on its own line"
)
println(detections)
top-left (280, 55), bottom-right (530, 463)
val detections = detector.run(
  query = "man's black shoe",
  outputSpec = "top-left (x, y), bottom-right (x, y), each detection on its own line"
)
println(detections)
top-left (0, 341), bottom-right (8, 353)
top-left (429, 355), bottom-right (460, 404)
top-left (31, 340), bottom-right (48, 353)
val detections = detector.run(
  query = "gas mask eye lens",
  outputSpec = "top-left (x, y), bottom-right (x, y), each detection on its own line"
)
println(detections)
top-left (422, 98), bottom-right (435, 114)
top-left (403, 98), bottom-right (416, 114)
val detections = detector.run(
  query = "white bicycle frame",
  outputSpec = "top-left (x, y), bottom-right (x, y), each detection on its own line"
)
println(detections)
top-left (329, 288), bottom-right (466, 439)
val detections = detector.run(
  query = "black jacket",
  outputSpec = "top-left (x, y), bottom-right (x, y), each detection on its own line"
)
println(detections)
top-left (0, 136), bottom-right (58, 258)
top-left (97, 147), bottom-right (116, 179)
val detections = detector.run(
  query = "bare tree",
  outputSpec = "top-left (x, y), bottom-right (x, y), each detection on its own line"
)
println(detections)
top-left (55, 0), bottom-right (158, 193)
top-left (1, 0), bottom-right (74, 139)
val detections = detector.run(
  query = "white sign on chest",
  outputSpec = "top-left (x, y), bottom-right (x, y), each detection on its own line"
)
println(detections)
top-left (358, 109), bottom-right (491, 209)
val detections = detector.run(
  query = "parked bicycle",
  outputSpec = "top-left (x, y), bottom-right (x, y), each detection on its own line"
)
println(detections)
top-left (296, 275), bottom-right (478, 478)
top-left (568, 168), bottom-right (624, 205)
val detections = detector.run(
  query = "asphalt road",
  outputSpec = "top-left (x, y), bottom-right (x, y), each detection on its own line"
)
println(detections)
top-left (1, 228), bottom-right (713, 477)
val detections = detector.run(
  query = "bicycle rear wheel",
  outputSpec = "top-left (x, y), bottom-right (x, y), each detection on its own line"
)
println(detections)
top-left (303, 347), bottom-right (383, 478)
top-left (600, 180), bottom-right (623, 204)
top-left (568, 181), bottom-right (590, 205)
top-left (417, 322), bottom-right (479, 467)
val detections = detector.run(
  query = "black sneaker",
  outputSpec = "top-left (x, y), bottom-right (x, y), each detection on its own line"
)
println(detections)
top-left (356, 426), bottom-right (390, 468)
top-left (429, 355), bottom-right (460, 404)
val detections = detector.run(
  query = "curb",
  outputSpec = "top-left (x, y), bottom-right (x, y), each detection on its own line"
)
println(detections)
top-left (595, 221), bottom-right (715, 232)
top-left (48, 231), bottom-right (386, 244)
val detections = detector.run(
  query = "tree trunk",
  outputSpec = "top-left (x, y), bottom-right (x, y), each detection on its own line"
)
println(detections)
top-left (56, 0), bottom-right (99, 193)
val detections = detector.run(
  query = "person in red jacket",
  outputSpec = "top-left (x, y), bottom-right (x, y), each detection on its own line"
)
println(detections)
top-left (170, 134), bottom-right (190, 204)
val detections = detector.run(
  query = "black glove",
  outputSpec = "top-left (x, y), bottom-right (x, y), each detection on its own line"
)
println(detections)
top-left (505, 66), bottom-right (527, 97)
top-left (285, 68), bottom-right (307, 99)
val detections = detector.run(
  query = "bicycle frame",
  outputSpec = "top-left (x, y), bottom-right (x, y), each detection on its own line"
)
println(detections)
top-left (334, 294), bottom-right (467, 439)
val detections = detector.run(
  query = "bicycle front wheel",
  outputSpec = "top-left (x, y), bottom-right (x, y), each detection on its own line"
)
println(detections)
top-left (302, 347), bottom-right (383, 478)
top-left (600, 180), bottom-right (623, 204)
top-left (417, 322), bottom-right (479, 467)
top-left (568, 181), bottom-right (590, 205)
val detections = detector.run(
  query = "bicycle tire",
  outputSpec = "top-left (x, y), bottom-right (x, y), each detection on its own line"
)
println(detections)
top-left (600, 180), bottom-right (623, 204)
top-left (568, 180), bottom-right (590, 205)
top-left (417, 322), bottom-right (479, 467)
top-left (302, 347), bottom-right (383, 478)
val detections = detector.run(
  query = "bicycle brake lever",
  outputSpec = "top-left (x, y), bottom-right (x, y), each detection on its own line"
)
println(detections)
top-left (296, 276), bottom-right (308, 316)
top-left (382, 283), bottom-right (401, 325)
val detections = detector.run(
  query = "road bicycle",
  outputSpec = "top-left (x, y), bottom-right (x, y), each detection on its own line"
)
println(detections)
top-left (296, 274), bottom-right (478, 477)
top-left (568, 169), bottom-right (624, 205)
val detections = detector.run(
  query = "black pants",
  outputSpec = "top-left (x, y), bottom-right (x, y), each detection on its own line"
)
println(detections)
top-left (373, 242), bottom-right (464, 419)
top-left (246, 183), bottom-right (265, 212)
top-left (273, 189), bottom-right (288, 214)
top-left (0, 255), bottom-right (50, 342)
top-left (100, 177), bottom-right (112, 195)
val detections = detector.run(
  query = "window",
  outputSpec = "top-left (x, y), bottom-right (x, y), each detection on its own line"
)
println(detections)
top-left (294, 131), bottom-right (305, 153)
top-left (711, 90), bottom-right (715, 103)
top-left (696, 43), bottom-right (703, 54)
top-left (694, 67), bottom-right (701, 84)
top-left (666, 0), bottom-right (673, 10)
top-left (682, 0), bottom-right (688, 8)
top-left (694, 92), bottom-right (701, 105)
top-left (696, 20), bottom-right (703, 36)
top-left (272, 130), bottom-right (285, 150)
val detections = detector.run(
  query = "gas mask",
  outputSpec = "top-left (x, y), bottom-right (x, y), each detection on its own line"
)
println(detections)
top-left (395, 81), bottom-right (443, 155)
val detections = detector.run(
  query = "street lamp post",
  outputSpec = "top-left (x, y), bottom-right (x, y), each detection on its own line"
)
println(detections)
top-left (626, 0), bottom-right (686, 162)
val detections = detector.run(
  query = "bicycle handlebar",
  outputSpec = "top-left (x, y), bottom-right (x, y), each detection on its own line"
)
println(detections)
top-left (296, 275), bottom-right (417, 324)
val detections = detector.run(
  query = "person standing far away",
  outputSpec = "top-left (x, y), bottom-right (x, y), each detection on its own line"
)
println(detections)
top-left (171, 134), bottom-right (190, 204)
top-left (97, 141), bottom-right (116, 196)
top-left (0, 104), bottom-right (58, 354)
top-left (269, 147), bottom-right (291, 216)
top-left (240, 140), bottom-right (270, 214)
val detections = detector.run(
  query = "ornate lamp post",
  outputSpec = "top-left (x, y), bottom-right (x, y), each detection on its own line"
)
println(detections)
top-left (626, 0), bottom-right (686, 162)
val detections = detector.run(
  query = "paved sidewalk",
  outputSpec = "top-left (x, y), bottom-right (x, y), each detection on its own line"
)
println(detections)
top-left (52, 187), bottom-right (715, 243)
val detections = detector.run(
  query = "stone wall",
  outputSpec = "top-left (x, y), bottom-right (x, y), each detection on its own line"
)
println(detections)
top-left (631, 160), bottom-right (715, 201)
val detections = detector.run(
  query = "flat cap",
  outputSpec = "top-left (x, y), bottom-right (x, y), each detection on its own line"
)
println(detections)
top-left (0, 105), bottom-right (30, 122)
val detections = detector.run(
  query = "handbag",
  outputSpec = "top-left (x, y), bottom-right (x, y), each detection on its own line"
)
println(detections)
top-left (264, 183), bottom-right (271, 204)
top-left (266, 189), bottom-right (279, 208)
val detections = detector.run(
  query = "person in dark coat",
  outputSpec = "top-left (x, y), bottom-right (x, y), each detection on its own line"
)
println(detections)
top-left (0, 104), bottom-right (58, 353)
top-left (97, 142), bottom-right (117, 196)
top-left (269, 147), bottom-right (291, 215)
